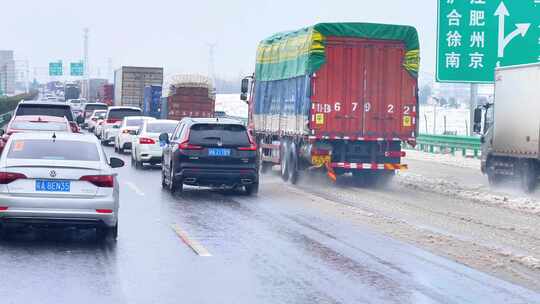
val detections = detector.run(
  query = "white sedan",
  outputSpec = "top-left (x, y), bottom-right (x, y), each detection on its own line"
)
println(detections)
top-left (0, 132), bottom-right (124, 241)
top-left (87, 110), bottom-right (107, 133)
top-left (131, 119), bottom-right (178, 168)
top-left (114, 116), bottom-right (156, 154)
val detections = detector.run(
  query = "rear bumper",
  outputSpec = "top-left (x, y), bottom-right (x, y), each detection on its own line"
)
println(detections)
top-left (175, 168), bottom-right (258, 187)
top-left (136, 145), bottom-right (163, 161)
top-left (331, 162), bottom-right (408, 171)
top-left (0, 194), bottom-right (118, 227)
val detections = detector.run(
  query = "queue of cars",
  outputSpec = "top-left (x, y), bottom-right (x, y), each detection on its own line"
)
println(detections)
top-left (0, 99), bottom-right (125, 241)
top-left (0, 97), bottom-right (260, 241)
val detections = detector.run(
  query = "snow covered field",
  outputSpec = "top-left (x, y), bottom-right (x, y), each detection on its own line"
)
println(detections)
top-left (419, 106), bottom-right (471, 136)
top-left (215, 94), bottom-right (248, 118)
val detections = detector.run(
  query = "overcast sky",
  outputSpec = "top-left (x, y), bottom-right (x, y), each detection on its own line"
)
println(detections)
top-left (2, 0), bottom-right (437, 82)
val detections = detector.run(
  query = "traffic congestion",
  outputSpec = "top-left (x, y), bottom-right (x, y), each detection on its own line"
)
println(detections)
top-left (1, 1), bottom-right (540, 303)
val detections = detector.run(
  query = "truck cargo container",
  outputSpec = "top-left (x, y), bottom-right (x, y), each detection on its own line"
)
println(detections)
top-left (160, 97), bottom-right (168, 119)
top-left (166, 75), bottom-right (215, 121)
top-left (241, 22), bottom-right (420, 185)
top-left (81, 78), bottom-right (108, 101)
top-left (64, 83), bottom-right (80, 100)
top-left (114, 66), bottom-right (163, 108)
top-left (143, 85), bottom-right (162, 118)
top-left (475, 63), bottom-right (540, 192)
top-left (98, 84), bottom-right (114, 106)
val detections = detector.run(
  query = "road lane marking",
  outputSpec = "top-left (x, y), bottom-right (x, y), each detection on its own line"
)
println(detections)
top-left (123, 181), bottom-right (145, 196)
top-left (171, 224), bottom-right (212, 257)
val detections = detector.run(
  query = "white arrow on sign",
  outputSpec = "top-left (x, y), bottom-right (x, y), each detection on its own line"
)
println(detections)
top-left (495, 1), bottom-right (531, 58)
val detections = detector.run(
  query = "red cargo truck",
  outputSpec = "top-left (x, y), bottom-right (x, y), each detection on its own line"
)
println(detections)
top-left (167, 77), bottom-right (215, 121)
top-left (98, 84), bottom-right (114, 106)
top-left (241, 23), bottom-right (420, 185)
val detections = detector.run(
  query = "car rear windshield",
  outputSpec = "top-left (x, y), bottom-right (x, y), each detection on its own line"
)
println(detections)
top-left (16, 104), bottom-right (74, 121)
top-left (147, 122), bottom-right (177, 134)
top-left (189, 124), bottom-right (249, 146)
top-left (126, 119), bottom-right (144, 127)
top-left (109, 109), bottom-right (142, 120)
top-left (94, 112), bottom-right (106, 119)
top-left (85, 105), bottom-right (108, 117)
top-left (8, 139), bottom-right (100, 161)
top-left (11, 122), bottom-right (68, 132)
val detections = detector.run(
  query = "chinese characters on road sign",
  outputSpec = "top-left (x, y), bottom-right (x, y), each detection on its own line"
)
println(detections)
top-left (437, 0), bottom-right (540, 83)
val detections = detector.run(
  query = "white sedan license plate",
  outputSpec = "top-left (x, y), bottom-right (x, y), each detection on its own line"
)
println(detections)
top-left (35, 180), bottom-right (71, 192)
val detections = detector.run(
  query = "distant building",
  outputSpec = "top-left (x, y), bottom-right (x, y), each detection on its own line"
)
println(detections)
top-left (0, 50), bottom-right (16, 95)
top-left (114, 66), bottom-right (163, 107)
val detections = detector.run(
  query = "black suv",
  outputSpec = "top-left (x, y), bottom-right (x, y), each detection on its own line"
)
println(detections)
top-left (160, 118), bottom-right (259, 195)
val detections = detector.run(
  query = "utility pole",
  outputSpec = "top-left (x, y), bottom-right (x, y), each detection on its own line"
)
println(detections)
top-left (207, 43), bottom-right (217, 87)
top-left (83, 28), bottom-right (89, 99)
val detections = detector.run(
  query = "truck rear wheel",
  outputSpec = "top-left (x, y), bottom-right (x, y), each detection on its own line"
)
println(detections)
top-left (520, 160), bottom-right (538, 193)
top-left (280, 142), bottom-right (289, 182)
top-left (287, 143), bottom-right (299, 184)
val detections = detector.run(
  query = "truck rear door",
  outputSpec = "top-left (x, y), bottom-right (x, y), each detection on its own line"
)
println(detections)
top-left (310, 37), bottom-right (417, 140)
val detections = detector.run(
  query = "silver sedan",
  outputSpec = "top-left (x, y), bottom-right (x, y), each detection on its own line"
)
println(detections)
top-left (0, 132), bottom-right (124, 241)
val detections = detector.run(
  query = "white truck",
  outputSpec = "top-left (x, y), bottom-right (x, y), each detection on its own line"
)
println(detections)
top-left (474, 63), bottom-right (540, 192)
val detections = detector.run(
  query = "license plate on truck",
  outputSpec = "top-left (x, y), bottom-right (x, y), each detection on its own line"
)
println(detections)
top-left (208, 148), bottom-right (231, 157)
top-left (35, 180), bottom-right (71, 192)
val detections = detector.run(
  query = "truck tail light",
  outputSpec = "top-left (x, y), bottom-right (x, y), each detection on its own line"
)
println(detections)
top-left (80, 175), bottom-right (114, 188)
top-left (139, 137), bottom-right (156, 145)
top-left (0, 172), bottom-right (27, 184)
top-left (385, 151), bottom-right (406, 158)
top-left (179, 140), bottom-right (203, 150)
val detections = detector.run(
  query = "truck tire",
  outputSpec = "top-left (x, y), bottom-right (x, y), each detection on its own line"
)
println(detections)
top-left (280, 142), bottom-right (289, 182)
top-left (288, 143), bottom-right (299, 184)
top-left (258, 142), bottom-right (271, 174)
top-left (520, 160), bottom-right (537, 193)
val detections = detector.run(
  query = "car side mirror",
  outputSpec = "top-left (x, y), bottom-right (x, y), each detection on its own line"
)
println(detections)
top-left (473, 107), bottom-right (483, 134)
top-left (241, 78), bottom-right (249, 94)
top-left (240, 93), bottom-right (248, 102)
top-left (76, 116), bottom-right (84, 124)
top-left (109, 157), bottom-right (124, 168)
top-left (159, 132), bottom-right (170, 145)
top-left (0, 129), bottom-right (4, 137)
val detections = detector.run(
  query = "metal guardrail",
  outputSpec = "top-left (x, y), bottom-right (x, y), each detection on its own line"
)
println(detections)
top-left (0, 112), bottom-right (13, 128)
top-left (407, 134), bottom-right (482, 157)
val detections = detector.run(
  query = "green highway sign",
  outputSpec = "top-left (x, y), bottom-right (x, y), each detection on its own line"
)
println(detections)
top-left (49, 61), bottom-right (63, 76)
top-left (70, 61), bottom-right (84, 76)
top-left (437, 0), bottom-right (540, 83)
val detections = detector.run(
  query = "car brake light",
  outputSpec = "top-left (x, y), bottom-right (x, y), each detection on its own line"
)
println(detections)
top-left (238, 132), bottom-right (257, 151)
top-left (238, 144), bottom-right (257, 151)
top-left (70, 122), bottom-right (80, 133)
top-left (96, 209), bottom-right (113, 214)
top-left (139, 137), bottom-right (156, 144)
top-left (106, 119), bottom-right (119, 124)
top-left (0, 172), bottom-right (27, 184)
top-left (80, 175), bottom-right (114, 188)
top-left (0, 206), bottom-right (8, 211)
top-left (178, 140), bottom-right (203, 150)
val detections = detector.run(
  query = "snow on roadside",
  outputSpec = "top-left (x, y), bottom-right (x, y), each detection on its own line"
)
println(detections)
top-left (396, 172), bottom-right (540, 215)
top-left (405, 149), bottom-right (480, 170)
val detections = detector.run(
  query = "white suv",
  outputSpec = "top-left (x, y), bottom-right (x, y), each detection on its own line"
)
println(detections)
top-left (114, 116), bottom-right (156, 153)
top-left (100, 106), bottom-right (142, 145)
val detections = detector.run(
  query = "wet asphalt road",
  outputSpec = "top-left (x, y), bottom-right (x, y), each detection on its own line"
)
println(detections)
top-left (1, 145), bottom-right (540, 304)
